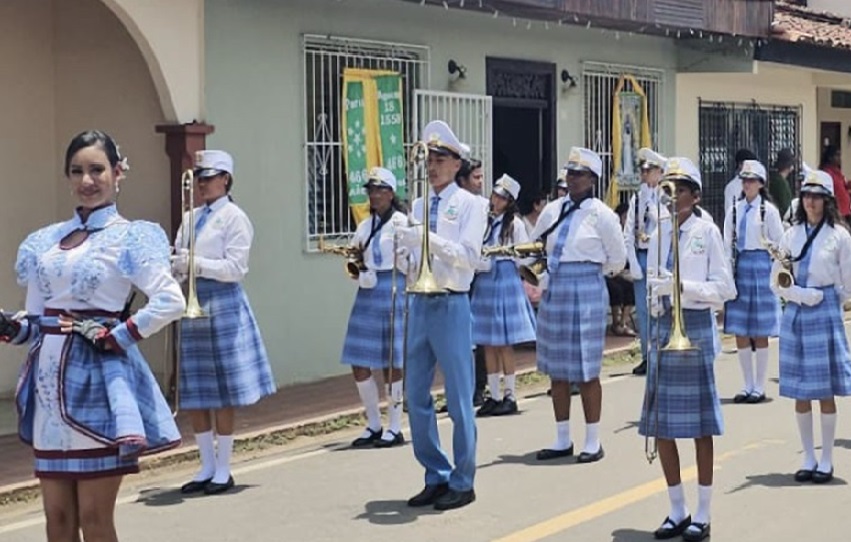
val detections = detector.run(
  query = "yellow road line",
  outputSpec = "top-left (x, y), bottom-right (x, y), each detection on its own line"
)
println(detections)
top-left (493, 441), bottom-right (774, 542)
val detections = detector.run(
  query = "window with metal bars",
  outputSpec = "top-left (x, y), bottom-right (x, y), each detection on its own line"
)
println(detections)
top-left (302, 35), bottom-right (429, 246)
top-left (698, 100), bottom-right (802, 226)
top-left (581, 62), bottom-right (664, 204)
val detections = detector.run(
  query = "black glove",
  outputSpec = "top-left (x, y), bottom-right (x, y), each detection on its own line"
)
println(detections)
top-left (71, 319), bottom-right (120, 353)
top-left (0, 311), bottom-right (20, 342)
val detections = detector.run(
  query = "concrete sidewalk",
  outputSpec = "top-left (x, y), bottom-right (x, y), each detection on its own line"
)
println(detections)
top-left (0, 336), bottom-right (637, 493)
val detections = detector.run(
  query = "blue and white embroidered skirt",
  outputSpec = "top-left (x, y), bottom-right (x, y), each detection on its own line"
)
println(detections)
top-left (471, 260), bottom-right (537, 346)
top-left (341, 271), bottom-right (405, 370)
top-left (779, 287), bottom-right (851, 400)
top-left (179, 279), bottom-right (276, 409)
top-left (537, 262), bottom-right (607, 383)
top-left (724, 250), bottom-right (780, 337)
top-left (639, 308), bottom-right (724, 439)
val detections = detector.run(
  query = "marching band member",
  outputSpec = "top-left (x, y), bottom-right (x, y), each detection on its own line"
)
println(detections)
top-left (771, 170), bottom-right (851, 484)
top-left (639, 157), bottom-right (736, 542)
top-left (624, 148), bottom-right (667, 376)
top-left (341, 167), bottom-right (408, 448)
top-left (532, 147), bottom-right (626, 463)
top-left (723, 160), bottom-right (784, 404)
top-left (172, 150), bottom-right (276, 495)
top-left (2, 130), bottom-right (183, 541)
top-left (472, 174), bottom-right (537, 417)
top-left (396, 120), bottom-right (487, 511)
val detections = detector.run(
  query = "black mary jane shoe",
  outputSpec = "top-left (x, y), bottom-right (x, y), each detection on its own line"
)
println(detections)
top-left (746, 392), bottom-right (766, 404)
top-left (351, 427), bottom-right (383, 448)
top-left (536, 445), bottom-right (574, 461)
top-left (203, 476), bottom-right (235, 495)
top-left (433, 488), bottom-right (476, 511)
top-left (407, 483), bottom-right (449, 507)
top-left (492, 396), bottom-right (518, 416)
top-left (632, 360), bottom-right (648, 376)
top-left (476, 398), bottom-right (501, 417)
top-left (681, 522), bottom-right (710, 542)
top-left (653, 515), bottom-right (691, 540)
top-left (577, 446), bottom-right (605, 464)
top-left (180, 478), bottom-right (212, 494)
top-left (812, 468), bottom-right (834, 484)
top-left (374, 430), bottom-right (405, 448)
top-left (794, 467), bottom-right (816, 483)
top-left (733, 391), bottom-right (751, 404)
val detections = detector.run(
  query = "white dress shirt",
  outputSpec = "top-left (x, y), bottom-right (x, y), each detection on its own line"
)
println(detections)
top-left (722, 195), bottom-right (785, 261)
top-left (350, 210), bottom-right (408, 272)
top-left (648, 213), bottom-right (737, 312)
top-left (770, 222), bottom-right (851, 299)
top-left (530, 196), bottom-right (627, 277)
top-left (624, 184), bottom-right (665, 280)
top-left (408, 183), bottom-right (488, 292)
top-left (175, 196), bottom-right (253, 283)
top-left (723, 176), bottom-right (742, 219)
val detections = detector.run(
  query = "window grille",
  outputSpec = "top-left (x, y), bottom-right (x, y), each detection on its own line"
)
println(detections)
top-left (698, 100), bottom-right (802, 225)
top-left (302, 35), bottom-right (429, 247)
top-left (582, 62), bottom-right (665, 204)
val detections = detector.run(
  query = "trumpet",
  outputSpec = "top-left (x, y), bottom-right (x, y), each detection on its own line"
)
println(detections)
top-left (761, 238), bottom-right (795, 288)
top-left (481, 241), bottom-right (544, 258)
top-left (317, 237), bottom-right (366, 279)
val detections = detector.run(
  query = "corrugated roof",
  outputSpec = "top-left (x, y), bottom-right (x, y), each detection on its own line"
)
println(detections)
top-left (773, 1), bottom-right (851, 50)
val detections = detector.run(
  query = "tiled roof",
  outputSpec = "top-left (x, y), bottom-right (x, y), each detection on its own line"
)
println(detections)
top-left (773, 1), bottom-right (851, 50)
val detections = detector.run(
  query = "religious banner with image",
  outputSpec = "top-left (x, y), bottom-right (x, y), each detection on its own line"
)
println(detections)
top-left (342, 68), bottom-right (406, 224)
top-left (607, 75), bottom-right (652, 208)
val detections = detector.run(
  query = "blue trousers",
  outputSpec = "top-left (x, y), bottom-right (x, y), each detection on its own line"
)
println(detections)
top-left (405, 294), bottom-right (476, 491)
top-left (633, 250), bottom-right (649, 362)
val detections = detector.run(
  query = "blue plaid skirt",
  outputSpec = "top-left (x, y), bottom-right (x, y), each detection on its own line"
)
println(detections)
top-left (179, 279), bottom-right (276, 409)
top-left (341, 271), bottom-right (405, 369)
top-left (471, 260), bottom-right (537, 346)
top-left (34, 448), bottom-right (139, 479)
top-left (537, 262), bottom-right (607, 383)
top-left (779, 287), bottom-right (851, 400)
top-left (724, 250), bottom-right (780, 337)
top-left (639, 309), bottom-right (724, 439)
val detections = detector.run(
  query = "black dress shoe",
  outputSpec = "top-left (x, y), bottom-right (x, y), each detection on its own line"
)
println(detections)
top-left (351, 427), bottom-right (382, 447)
top-left (536, 445), bottom-right (574, 461)
top-left (577, 446), bottom-right (605, 464)
top-left (492, 396), bottom-right (518, 416)
top-left (794, 468), bottom-right (816, 482)
top-left (733, 391), bottom-right (751, 404)
top-left (180, 478), bottom-right (212, 494)
top-left (374, 430), bottom-right (405, 448)
top-left (434, 488), bottom-right (476, 510)
top-left (746, 392), bottom-right (766, 404)
top-left (476, 398), bottom-right (500, 417)
top-left (653, 515), bottom-right (691, 540)
top-left (632, 360), bottom-right (648, 376)
top-left (681, 522), bottom-right (710, 542)
top-left (407, 483), bottom-right (449, 507)
top-left (473, 389), bottom-right (485, 407)
top-left (203, 476), bottom-right (235, 495)
top-left (812, 468), bottom-right (834, 484)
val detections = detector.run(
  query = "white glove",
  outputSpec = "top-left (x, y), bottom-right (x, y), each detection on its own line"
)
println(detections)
top-left (476, 256), bottom-right (493, 273)
top-left (781, 285), bottom-right (823, 307)
top-left (647, 275), bottom-right (674, 296)
top-left (171, 248), bottom-right (189, 275)
top-left (358, 270), bottom-right (378, 289)
top-left (395, 226), bottom-right (422, 251)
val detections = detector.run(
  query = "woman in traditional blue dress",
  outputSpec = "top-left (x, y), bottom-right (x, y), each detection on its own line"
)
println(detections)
top-left (172, 150), bottom-right (276, 495)
top-left (723, 160), bottom-right (784, 404)
top-left (340, 167), bottom-right (408, 449)
top-left (640, 157), bottom-right (736, 542)
top-left (0, 130), bottom-right (184, 541)
top-left (771, 169), bottom-right (851, 485)
top-left (471, 174), bottom-right (536, 417)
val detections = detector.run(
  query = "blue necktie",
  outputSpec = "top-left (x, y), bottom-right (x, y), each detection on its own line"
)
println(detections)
top-left (372, 218), bottom-right (383, 267)
top-left (484, 218), bottom-right (501, 245)
top-left (195, 206), bottom-right (212, 235)
top-left (429, 195), bottom-right (440, 233)
top-left (797, 226), bottom-right (813, 287)
top-left (547, 201), bottom-right (574, 275)
top-left (737, 203), bottom-right (752, 251)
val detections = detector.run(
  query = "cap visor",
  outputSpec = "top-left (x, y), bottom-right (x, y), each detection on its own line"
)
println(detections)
top-left (194, 168), bottom-right (223, 178)
top-left (427, 144), bottom-right (460, 158)
top-left (800, 185), bottom-right (833, 197)
top-left (740, 173), bottom-right (764, 182)
top-left (493, 187), bottom-right (512, 199)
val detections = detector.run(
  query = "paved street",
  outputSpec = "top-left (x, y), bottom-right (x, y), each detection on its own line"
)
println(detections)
top-left (2, 333), bottom-right (851, 542)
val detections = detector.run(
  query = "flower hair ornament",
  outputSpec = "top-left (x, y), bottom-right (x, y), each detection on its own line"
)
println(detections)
top-left (115, 144), bottom-right (130, 172)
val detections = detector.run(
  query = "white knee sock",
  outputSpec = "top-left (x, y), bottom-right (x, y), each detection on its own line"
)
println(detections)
top-left (552, 420), bottom-right (572, 450)
top-left (796, 411), bottom-right (817, 470)
top-left (583, 422), bottom-right (601, 454)
top-left (666, 483), bottom-right (689, 523)
top-left (737, 349), bottom-right (754, 393)
top-left (819, 413), bottom-right (837, 473)
top-left (487, 373), bottom-right (503, 401)
top-left (212, 434), bottom-right (234, 484)
top-left (754, 348), bottom-right (769, 395)
top-left (385, 382), bottom-right (403, 436)
top-left (693, 485), bottom-right (712, 524)
top-left (193, 431), bottom-right (216, 481)
top-left (503, 374), bottom-right (516, 399)
top-left (356, 377), bottom-right (382, 432)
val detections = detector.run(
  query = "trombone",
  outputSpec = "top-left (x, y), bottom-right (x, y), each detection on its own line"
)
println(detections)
top-left (643, 179), bottom-right (696, 464)
top-left (481, 241), bottom-right (547, 285)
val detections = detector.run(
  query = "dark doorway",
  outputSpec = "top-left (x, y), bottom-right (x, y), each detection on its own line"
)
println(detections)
top-left (486, 58), bottom-right (556, 215)
top-left (821, 121), bottom-right (841, 152)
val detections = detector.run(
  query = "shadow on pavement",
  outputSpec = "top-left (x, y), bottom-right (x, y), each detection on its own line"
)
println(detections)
top-left (610, 527), bottom-right (656, 541)
top-left (727, 472), bottom-right (847, 493)
top-left (613, 420), bottom-right (640, 434)
top-left (134, 483), bottom-right (256, 507)
top-left (834, 438), bottom-right (851, 450)
top-left (355, 499), bottom-right (442, 525)
top-left (477, 450), bottom-right (580, 469)
top-left (719, 396), bottom-right (775, 406)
